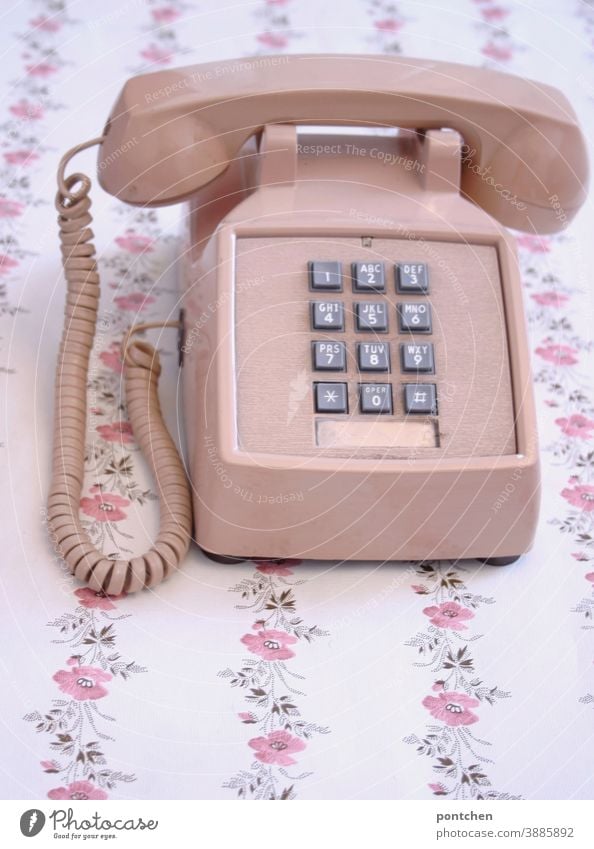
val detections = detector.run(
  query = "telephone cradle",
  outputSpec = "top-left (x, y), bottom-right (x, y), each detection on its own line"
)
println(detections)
top-left (47, 55), bottom-right (589, 594)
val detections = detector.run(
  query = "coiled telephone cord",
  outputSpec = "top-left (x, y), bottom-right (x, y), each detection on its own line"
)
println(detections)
top-left (47, 138), bottom-right (192, 594)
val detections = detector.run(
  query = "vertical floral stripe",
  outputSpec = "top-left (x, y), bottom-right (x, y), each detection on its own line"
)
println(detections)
top-left (219, 561), bottom-right (329, 799)
top-left (0, 2), bottom-right (71, 322)
top-left (24, 590), bottom-right (146, 799)
top-left (404, 564), bottom-right (519, 799)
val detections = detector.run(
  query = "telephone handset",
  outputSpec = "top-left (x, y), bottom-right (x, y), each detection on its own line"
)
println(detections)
top-left (49, 55), bottom-right (589, 595)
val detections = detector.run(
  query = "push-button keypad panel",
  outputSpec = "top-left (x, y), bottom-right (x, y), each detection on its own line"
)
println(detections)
top-left (235, 237), bottom-right (516, 459)
top-left (309, 260), bottom-right (437, 417)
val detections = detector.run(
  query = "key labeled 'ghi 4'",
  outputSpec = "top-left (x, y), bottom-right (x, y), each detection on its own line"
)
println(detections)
top-left (311, 300), bottom-right (345, 330)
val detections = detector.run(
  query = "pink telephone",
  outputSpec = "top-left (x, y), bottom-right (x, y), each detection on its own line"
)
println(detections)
top-left (48, 55), bottom-right (589, 594)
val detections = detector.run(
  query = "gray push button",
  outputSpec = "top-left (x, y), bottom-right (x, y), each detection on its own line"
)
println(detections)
top-left (311, 300), bottom-right (344, 330)
top-left (352, 262), bottom-right (385, 292)
top-left (396, 263), bottom-right (429, 293)
top-left (404, 383), bottom-right (437, 415)
top-left (360, 383), bottom-right (393, 414)
top-left (357, 342), bottom-right (390, 372)
top-left (355, 301), bottom-right (388, 332)
top-left (397, 302), bottom-right (432, 332)
top-left (309, 261), bottom-right (342, 291)
top-left (314, 382), bottom-right (348, 413)
top-left (400, 342), bottom-right (435, 373)
top-left (313, 341), bottom-right (346, 371)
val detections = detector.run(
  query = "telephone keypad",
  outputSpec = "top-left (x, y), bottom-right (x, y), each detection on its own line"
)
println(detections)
top-left (400, 342), bottom-right (435, 374)
top-left (311, 300), bottom-right (345, 330)
top-left (397, 302), bottom-right (432, 333)
top-left (314, 382), bottom-right (349, 413)
top-left (360, 383), bottom-right (393, 414)
top-left (309, 261), bottom-right (342, 291)
top-left (352, 262), bottom-right (385, 292)
top-left (358, 342), bottom-right (390, 372)
top-left (308, 260), bottom-right (437, 419)
top-left (404, 383), bottom-right (438, 415)
top-left (313, 341), bottom-right (346, 371)
top-left (355, 301), bottom-right (388, 332)
top-left (396, 262), bottom-right (429, 293)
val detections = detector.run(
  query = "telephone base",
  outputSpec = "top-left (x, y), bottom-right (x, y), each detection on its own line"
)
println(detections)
top-left (199, 548), bottom-right (247, 565)
top-left (478, 555), bottom-right (521, 567)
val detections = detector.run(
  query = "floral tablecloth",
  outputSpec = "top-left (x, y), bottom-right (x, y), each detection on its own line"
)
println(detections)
top-left (1, 0), bottom-right (593, 801)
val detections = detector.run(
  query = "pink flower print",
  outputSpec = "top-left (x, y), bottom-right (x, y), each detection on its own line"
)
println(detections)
top-left (248, 730), bottom-right (306, 766)
top-left (114, 292), bottom-right (156, 311)
top-left (99, 342), bottom-right (123, 374)
top-left (422, 691), bottom-right (480, 727)
top-left (0, 254), bottom-right (18, 275)
top-left (531, 291), bottom-right (569, 308)
top-left (40, 760), bottom-right (59, 772)
top-left (561, 484), bottom-right (594, 513)
top-left (240, 628), bottom-right (297, 661)
top-left (4, 150), bottom-right (39, 166)
top-left (585, 572), bottom-right (594, 583)
top-left (429, 782), bottom-right (447, 795)
top-left (140, 44), bottom-right (173, 65)
top-left (25, 62), bottom-right (58, 77)
top-left (535, 344), bottom-right (578, 366)
top-left (0, 198), bottom-right (24, 217)
top-left (375, 18), bottom-right (402, 32)
top-left (555, 414), bottom-right (594, 439)
top-left (257, 32), bottom-right (289, 49)
top-left (30, 15), bottom-right (62, 32)
top-left (96, 421), bottom-right (134, 444)
top-left (115, 232), bottom-right (154, 253)
top-left (74, 587), bottom-right (125, 610)
top-left (481, 42), bottom-right (512, 62)
top-left (151, 6), bottom-right (181, 23)
top-left (253, 558), bottom-right (301, 575)
top-left (516, 233), bottom-right (551, 253)
top-left (9, 100), bottom-right (44, 121)
top-left (80, 492), bottom-right (130, 522)
top-left (481, 6), bottom-right (509, 21)
top-left (411, 584), bottom-right (429, 594)
top-left (48, 780), bottom-right (108, 800)
top-left (238, 711), bottom-right (256, 723)
top-left (422, 601), bottom-right (474, 631)
top-left (53, 665), bottom-right (112, 701)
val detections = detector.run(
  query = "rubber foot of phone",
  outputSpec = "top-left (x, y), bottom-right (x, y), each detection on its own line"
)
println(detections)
top-left (199, 547), bottom-right (247, 564)
top-left (479, 555), bottom-right (521, 567)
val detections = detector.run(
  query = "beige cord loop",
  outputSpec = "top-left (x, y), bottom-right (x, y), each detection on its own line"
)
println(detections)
top-left (47, 139), bottom-right (193, 594)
